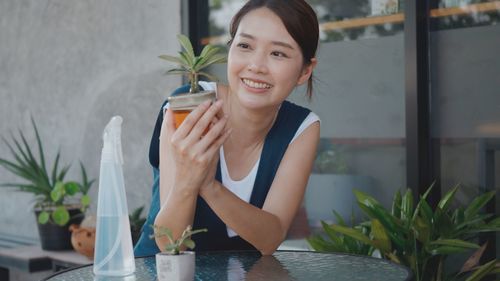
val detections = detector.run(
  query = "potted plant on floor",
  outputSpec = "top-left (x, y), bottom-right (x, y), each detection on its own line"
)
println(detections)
top-left (153, 224), bottom-right (207, 281)
top-left (305, 141), bottom-right (373, 228)
top-left (0, 117), bottom-right (94, 250)
top-left (308, 184), bottom-right (500, 281)
top-left (159, 34), bottom-right (227, 128)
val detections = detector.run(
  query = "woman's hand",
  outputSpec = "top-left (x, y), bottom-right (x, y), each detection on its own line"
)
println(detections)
top-left (160, 100), bottom-right (231, 195)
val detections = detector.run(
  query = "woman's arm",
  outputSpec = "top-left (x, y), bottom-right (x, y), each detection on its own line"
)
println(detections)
top-left (154, 100), bottom-right (229, 250)
top-left (199, 121), bottom-right (320, 255)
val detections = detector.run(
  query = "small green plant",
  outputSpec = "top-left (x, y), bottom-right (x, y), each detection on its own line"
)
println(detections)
top-left (129, 205), bottom-right (147, 245)
top-left (152, 225), bottom-right (207, 255)
top-left (159, 34), bottom-right (227, 94)
top-left (308, 184), bottom-right (500, 281)
top-left (0, 118), bottom-right (94, 226)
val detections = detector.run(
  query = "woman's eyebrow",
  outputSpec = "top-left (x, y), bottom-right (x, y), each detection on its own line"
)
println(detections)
top-left (238, 32), bottom-right (295, 50)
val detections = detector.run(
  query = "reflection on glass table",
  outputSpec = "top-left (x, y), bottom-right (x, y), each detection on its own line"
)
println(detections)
top-left (43, 250), bottom-right (412, 281)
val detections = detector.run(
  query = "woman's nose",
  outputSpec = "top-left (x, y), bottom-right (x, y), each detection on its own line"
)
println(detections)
top-left (247, 53), bottom-right (268, 74)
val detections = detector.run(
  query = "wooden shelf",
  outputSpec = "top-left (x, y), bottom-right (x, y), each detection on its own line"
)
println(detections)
top-left (320, 1), bottom-right (500, 31)
top-left (203, 1), bottom-right (500, 44)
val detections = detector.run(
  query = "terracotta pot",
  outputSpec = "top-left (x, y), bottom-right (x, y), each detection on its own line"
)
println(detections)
top-left (69, 224), bottom-right (96, 259)
top-left (156, 251), bottom-right (195, 281)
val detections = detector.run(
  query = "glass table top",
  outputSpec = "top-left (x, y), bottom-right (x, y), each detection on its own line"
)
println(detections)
top-left (45, 251), bottom-right (411, 281)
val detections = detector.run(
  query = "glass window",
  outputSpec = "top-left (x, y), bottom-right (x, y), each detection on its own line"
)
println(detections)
top-left (429, 0), bottom-right (500, 256)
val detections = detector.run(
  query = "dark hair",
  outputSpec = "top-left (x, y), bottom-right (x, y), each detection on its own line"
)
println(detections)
top-left (229, 0), bottom-right (319, 99)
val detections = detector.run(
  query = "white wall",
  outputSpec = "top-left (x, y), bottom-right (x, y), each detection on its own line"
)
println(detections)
top-left (0, 0), bottom-right (181, 238)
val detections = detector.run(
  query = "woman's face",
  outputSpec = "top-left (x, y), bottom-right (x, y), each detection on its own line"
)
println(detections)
top-left (227, 7), bottom-right (312, 110)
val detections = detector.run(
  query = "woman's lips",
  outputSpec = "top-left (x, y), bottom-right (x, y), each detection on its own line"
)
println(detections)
top-left (241, 78), bottom-right (272, 90)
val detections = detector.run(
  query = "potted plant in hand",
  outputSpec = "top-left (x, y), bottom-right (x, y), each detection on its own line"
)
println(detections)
top-left (159, 34), bottom-right (227, 128)
top-left (153, 224), bottom-right (207, 281)
top-left (0, 117), bottom-right (94, 250)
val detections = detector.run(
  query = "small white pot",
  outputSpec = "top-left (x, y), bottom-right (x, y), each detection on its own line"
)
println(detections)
top-left (156, 251), bottom-right (195, 281)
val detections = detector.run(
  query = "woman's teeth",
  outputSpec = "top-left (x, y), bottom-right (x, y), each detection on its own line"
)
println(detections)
top-left (242, 79), bottom-right (271, 89)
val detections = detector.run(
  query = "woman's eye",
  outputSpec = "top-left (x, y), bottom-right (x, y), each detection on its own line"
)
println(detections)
top-left (237, 43), bottom-right (250, 49)
top-left (271, 51), bottom-right (288, 58)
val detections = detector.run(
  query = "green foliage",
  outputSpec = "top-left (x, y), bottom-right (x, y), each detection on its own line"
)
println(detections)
top-left (129, 205), bottom-right (147, 245)
top-left (159, 34), bottom-right (227, 94)
top-left (0, 118), bottom-right (94, 226)
top-left (307, 210), bottom-right (373, 255)
top-left (152, 224), bottom-right (207, 255)
top-left (308, 185), bottom-right (500, 281)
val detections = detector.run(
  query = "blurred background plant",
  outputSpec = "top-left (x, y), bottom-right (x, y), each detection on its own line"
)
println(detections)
top-left (312, 140), bottom-right (350, 174)
top-left (0, 117), bottom-right (93, 226)
top-left (129, 205), bottom-right (147, 246)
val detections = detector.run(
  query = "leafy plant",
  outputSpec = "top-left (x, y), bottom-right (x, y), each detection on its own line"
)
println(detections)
top-left (307, 210), bottom-right (373, 255)
top-left (308, 185), bottom-right (500, 281)
top-left (0, 118), bottom-right (94, 226)
top-left (129, 205), bottom-right (147, 245)
top-left (159, 34), bottom-right (227, 94)
top-left (152, 224), bottom-right (207, 255)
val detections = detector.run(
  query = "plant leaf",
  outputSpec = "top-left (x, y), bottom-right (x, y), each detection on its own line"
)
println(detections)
top-left (437, 184), bottom-right (459, 211)
top-left (401, 189), bottom-right (413, 224)
top-left (177, 34), bottom-right (195, 63)
top-left (371, 219), bottom-right (391, 253)
top-left (329, 224), bottom-right (375, 247)
top-left (50, 181), bottom-right (65, 202)
top-left (464, 191), bottom-right (495, 220)
top-left (64, 181), bottom-right (80, 195)
top-left (391, 189), bottom-right (402, 218)
top-left (459, 242), bottom-right (488, 274)
top-left (166, 69), bottom-right (190, 76)
top-left (81, 194), bottom-right (91, 208)
top-left (38, 211), bottom-right (50, 224)
top-left (464, 259), bottom-right (497, 281)
top-left (51, 206), bottom-right (70, 226)
top-left (429, 239), bottom-right (480, 249)
top-left (183, 238), bottom-right (195, 249)
top-left (159, 54), bottom-right (188, 67)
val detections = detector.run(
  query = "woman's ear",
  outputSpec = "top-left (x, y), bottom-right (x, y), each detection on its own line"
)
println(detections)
top-left (297, 58), bottom-right (317, 86)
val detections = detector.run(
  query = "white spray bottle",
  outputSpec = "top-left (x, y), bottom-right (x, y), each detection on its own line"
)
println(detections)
top-left (93, 116), bottom-right (135, 276)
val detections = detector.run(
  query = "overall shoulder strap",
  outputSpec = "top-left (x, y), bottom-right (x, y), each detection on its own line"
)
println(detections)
top-left (249, 100), bottom-right (311, 207)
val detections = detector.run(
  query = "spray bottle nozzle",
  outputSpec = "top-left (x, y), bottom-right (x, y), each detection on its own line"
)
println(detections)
top-left (102, 116), bottom-right (123, 165)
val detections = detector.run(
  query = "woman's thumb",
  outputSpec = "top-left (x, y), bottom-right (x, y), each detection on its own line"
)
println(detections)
top-left (161, 108), bottom-right (176, 137)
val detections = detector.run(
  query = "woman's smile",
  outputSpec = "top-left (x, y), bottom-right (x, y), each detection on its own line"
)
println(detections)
top-left (241, 78), bottom-right (273, 92)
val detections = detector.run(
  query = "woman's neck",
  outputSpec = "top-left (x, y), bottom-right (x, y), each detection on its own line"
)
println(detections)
top-left (223, 90), bottom-right (280, 149)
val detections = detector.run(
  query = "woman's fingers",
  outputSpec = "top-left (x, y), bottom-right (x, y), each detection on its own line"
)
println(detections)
top-left (193, 114), bottom-right (228, 153)
top-left (171, 100), bottom-right (212, 141)
top-left (186, 100), bottom-right (224, 141)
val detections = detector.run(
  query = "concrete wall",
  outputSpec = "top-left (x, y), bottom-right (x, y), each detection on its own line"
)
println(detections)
top-left (0, 0), bottom-right (181, 238)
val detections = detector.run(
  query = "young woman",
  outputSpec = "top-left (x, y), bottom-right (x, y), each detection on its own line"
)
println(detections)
top-left (134, 0), bottom-right (320, 256)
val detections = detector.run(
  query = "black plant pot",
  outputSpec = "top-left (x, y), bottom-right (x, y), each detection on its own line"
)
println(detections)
top-left (35, 208), bottom-right (84, 251)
